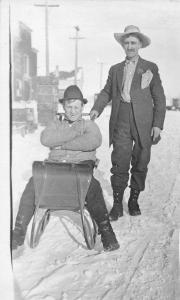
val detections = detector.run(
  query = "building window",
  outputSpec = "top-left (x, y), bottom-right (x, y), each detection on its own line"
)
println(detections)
top-left (23, 54), bottom-right (29, 76)
top-left (16, 79), bottom-right (22, 97)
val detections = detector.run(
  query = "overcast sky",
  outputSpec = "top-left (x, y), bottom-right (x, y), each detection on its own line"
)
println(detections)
top-left (10, 0), bottom-right (180, 99)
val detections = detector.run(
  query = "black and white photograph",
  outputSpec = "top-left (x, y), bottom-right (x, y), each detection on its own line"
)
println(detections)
top-left (0, 0), bottom-right (180, 299)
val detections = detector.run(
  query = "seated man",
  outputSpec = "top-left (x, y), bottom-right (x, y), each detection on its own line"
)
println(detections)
top-left (12, 85), bottom-right (120, 252)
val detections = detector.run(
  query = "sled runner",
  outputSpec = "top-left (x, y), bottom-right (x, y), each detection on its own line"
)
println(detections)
top-left (30, 161), bottom-right (97, 249)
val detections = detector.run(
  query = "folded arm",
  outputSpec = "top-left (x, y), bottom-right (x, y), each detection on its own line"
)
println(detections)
top-left (40, 120), bottom-right (78, 148)
top-left (61, 120), bottom-right (102, 151)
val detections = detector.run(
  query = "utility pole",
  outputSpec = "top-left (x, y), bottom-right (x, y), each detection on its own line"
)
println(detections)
top-left (97, 61), bottom-right (105, 90)
top-left (34, 1), bottom-right (59, 76)
top-left (70, 26), bottom-right (84, 85)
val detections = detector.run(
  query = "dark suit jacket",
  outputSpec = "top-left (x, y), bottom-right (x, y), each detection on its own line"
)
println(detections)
top-left (92, 57), bottom-right (166, 147)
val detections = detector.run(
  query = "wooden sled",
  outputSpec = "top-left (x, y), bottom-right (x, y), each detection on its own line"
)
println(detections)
top-left (30, 161), bottom-right (97, 249)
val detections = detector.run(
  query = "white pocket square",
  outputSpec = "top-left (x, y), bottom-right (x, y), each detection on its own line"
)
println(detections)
top-left (141, 70), bottom-right (153, 89)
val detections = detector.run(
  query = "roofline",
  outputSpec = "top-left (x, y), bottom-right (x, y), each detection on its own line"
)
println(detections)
top-left (19, 21), bottom-right (32, 33)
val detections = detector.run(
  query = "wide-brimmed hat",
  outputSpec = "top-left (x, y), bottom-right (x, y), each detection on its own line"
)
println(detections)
top-left (59, 85), bottom-right (87, 104)
top-left (114, 25), bottom-right (151, 48)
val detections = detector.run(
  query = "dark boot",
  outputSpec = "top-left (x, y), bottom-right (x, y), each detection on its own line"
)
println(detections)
top-left (128, 189), bottom-right (141, 216)
top-left (98, 219), bottom-right (120, 251)
top-left (109, 190), bottom-right (124, 221)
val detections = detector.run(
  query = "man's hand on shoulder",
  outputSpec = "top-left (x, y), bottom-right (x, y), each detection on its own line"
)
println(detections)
top-left (90, 110), bottom-right (99, 121)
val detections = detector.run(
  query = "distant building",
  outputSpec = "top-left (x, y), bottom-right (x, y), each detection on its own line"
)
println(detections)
top-left (50, 66), bottom-right (84, 114)
top-left (12, 21), bottom-right (38, 133)
top-left (12, 21), bottom-right (38, 102)
top-left (35, 75), bottom-right (59, 125)
top-left (51, 65), bottom-right (84, 93)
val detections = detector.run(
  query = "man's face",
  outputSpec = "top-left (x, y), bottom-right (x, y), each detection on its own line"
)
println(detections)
top-left (122, 35), bottom-right (142, 59)
top-left (63, 99), bottom-right (84, 122)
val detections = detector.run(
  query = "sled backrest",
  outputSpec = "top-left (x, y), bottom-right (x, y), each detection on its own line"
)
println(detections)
top-left (32, 161), bottom-right (92, 211)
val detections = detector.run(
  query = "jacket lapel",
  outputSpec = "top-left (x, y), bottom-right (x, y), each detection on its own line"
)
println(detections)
top-left (116, 61), bottom-right (125, 93)
top-left (130, 57), bottom-right (145, 93)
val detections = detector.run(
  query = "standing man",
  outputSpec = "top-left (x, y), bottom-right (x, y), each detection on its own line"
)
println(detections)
top-left (12, 85), bottom-right (119, 252)
top-left (90, 25), bottom-right (166, 221)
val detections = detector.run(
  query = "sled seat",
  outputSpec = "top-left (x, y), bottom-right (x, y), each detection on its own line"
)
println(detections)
top-left (30, 160), bottom-right (97, 249)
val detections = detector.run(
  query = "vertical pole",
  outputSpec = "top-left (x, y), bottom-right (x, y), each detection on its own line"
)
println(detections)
top-left (34, 2), bottom-right (59, 76)
top-left (99, 62), bottom-right (104, 90)
top-left (98, 61), bottom-right (105, 90)
top-left (74, 27), bottom-right (79, 85)
top-left (45, 3), bottom-right (49, 76)
top-left (69, 26), bottom-right (84, 85)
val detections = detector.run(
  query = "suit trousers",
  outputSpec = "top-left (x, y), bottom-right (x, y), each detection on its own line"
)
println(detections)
top-left (14, 160), bottom-right (108, 239)
top-left (111, 101), bottom-right (151, 191)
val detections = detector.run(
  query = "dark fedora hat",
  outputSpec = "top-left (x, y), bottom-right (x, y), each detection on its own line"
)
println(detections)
top-left (59, 85), bottom-right (88, 104)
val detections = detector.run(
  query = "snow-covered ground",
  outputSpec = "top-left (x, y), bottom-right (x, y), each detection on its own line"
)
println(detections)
top-left (12, 109), bottom-right (180, 300)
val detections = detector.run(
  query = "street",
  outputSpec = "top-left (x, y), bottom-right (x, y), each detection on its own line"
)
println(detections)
top-left (13, 110), bottom-right (180, 300)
